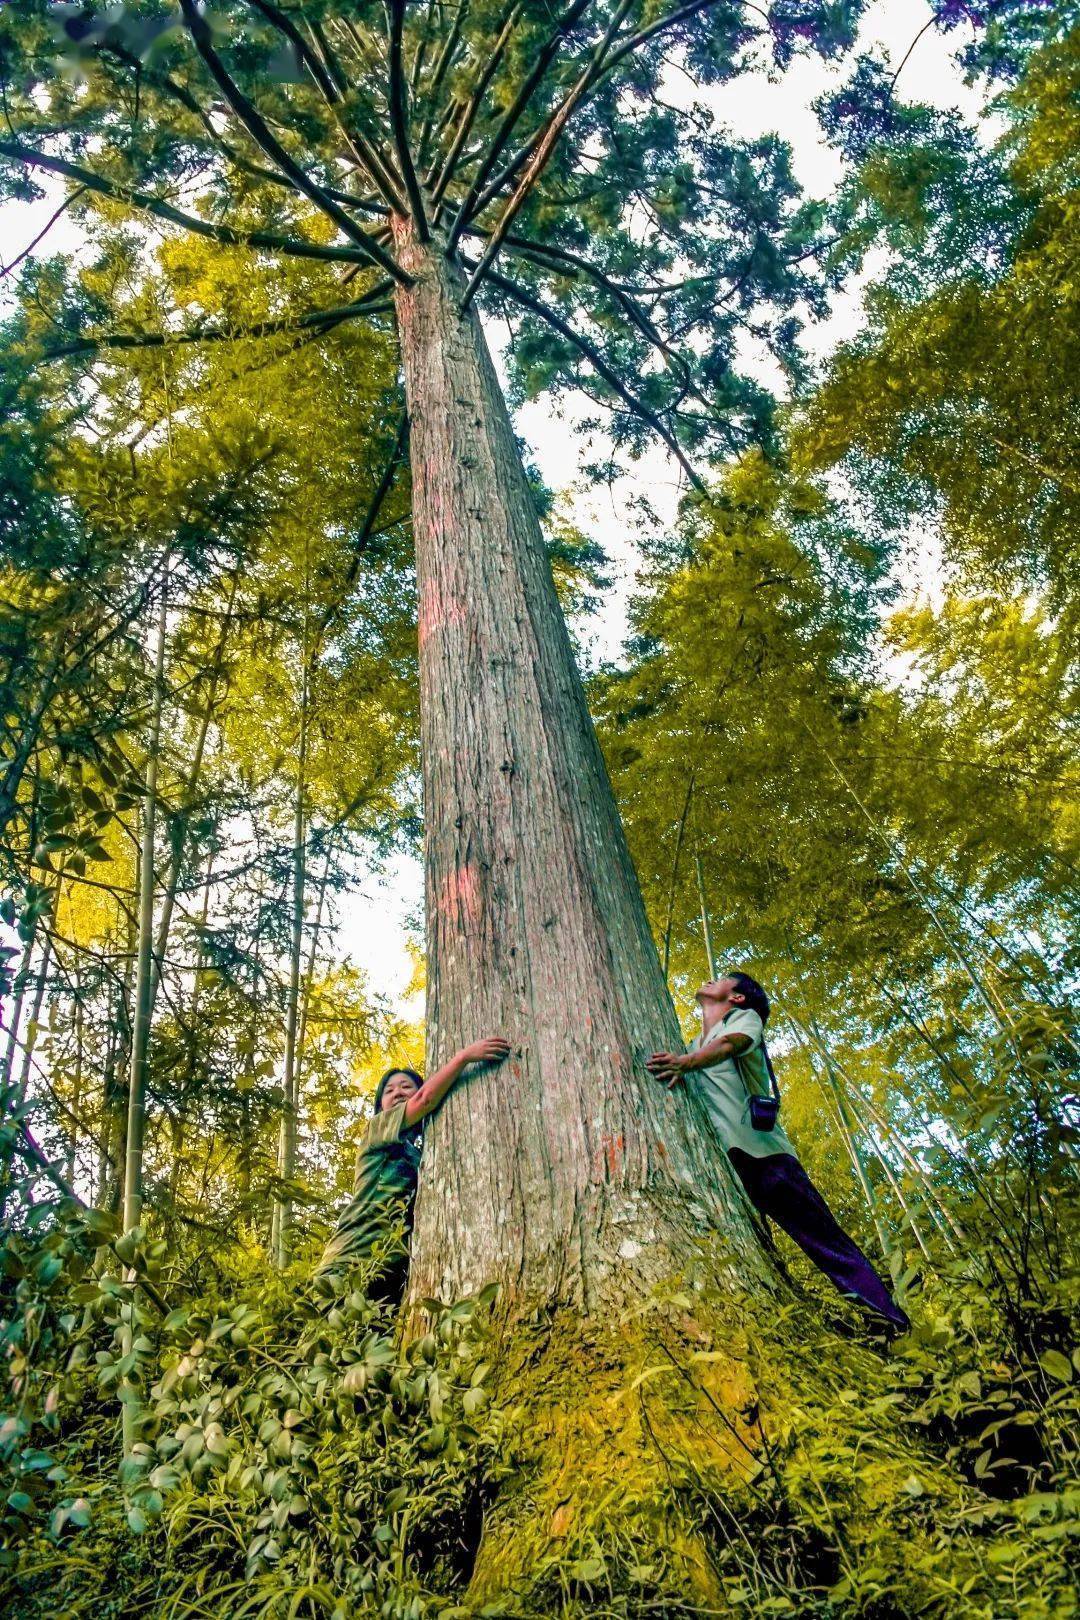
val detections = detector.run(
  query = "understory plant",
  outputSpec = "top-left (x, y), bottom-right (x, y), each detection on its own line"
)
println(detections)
top-left (2, 1101), bottom-right (1077, 1620)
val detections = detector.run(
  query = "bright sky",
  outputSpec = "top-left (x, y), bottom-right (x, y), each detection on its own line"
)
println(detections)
top-left (1, 2), bottom-right (985, 1021)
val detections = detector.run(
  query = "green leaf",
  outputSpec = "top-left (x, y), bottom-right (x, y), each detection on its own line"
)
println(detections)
top-left (1039, 1350), bottom-right (1073, 1383)
top-left (569, 1558), bottom-right (606, 1582)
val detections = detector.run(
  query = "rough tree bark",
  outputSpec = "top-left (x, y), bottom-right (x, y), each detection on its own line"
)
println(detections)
top-left (392, 227), bottom-right (767, 1314)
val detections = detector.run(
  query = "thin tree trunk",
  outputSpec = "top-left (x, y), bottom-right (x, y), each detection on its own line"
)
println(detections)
top-left (123, 573), bottom-right (168, 1241)
top-left (0, 645), bottom-right (63, 833)
top-left (147, 575), bottom-right (236, 1022)
top-left (1, 925), bottom-right (39, 1092)
top-left (13, 933), bottom-right (53, 1106)
top-left (694, 847), bottom-right (717, 980)
top-left (95, 1023), bottom-right (118, 1209)
top-left (271, 670), bottom-right (309, 1270)
top-left (165, 838), bottom-right (218, 1225)
top-left (295, 832), bottom-right (336, 1081)
top-left (809, 1050), bottom-right (936, 1260)
top-left (662, 769), bottom-right (695, 979)
top-left (98, 956), bottom-right (131, 1211)
top-left (392, 226), bottom-right (763, 1311)
top-left (121, 566), bottom-right (169, 1454)
top-left (1, 885), bottom-right (60, 1221)
top-left (819, 742), bottom-right (1027, 1061)
top-left (68, 957), bottom-right (85, 1186)
top-left (167, 1115), bottom-right (185, 1217)
top-left (800, 1029), bottom-right (894, 1265)
top-left (865, 968), bottom-right (976, 1098)
top-left (832, 1061), bottom-right (967, 1249)
top-left (791, 1006), bottom-right (967, 1248)
top-left (0, 930), bottom-right (37, 1224)
top-left (849, 1101), bottom-right (934, 1261)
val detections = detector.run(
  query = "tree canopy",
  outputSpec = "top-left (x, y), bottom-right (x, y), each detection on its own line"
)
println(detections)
top-left (1, 0), bottom-right (874, 477)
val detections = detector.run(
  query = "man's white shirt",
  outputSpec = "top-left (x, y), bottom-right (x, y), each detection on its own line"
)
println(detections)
top-left (688, 1008), bottom-right (796, 1160)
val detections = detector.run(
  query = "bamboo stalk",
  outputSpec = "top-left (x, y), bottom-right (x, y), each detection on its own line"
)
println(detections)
top-left (120, 562), bottom-right (169, 1455)
top-left (694, 847), bottom-right (716, 981)
top-left (147, 576), bottom-right (238, 1023)
top-left (271, 659), bottom-right (310, 1270)
top-left (806, 1040), bottom-right (895, 1265)
top-left (662, 770), bottom-right (696, 980)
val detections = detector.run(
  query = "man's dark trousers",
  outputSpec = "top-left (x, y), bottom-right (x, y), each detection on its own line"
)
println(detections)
top-left (728, 1147), bottom-right (910, 1331)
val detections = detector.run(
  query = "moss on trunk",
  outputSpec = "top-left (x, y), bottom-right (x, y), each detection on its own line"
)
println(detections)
top-left (448, 1268), bottom-right (1074, 1618)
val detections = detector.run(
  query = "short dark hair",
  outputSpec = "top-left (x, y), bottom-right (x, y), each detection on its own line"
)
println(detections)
top-left (372, 1066), bottom-right (423, 1115)
top-left (729, 971), bottom-right (770, 1024)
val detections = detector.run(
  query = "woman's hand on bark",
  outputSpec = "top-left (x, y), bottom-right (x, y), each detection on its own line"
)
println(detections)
top-left (462, 1037), bottom-right (511, 1066)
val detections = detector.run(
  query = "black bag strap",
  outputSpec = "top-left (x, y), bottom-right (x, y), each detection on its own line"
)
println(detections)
top-left (760, 1041), bottom-right (780, 1102)
top-left (723, 1009), bottom-right (780, 1101)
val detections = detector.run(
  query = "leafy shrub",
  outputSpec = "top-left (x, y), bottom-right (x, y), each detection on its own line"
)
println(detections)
top-left (1, 1193), bottom-right (505, 1618)
top-left (2, 1152), bottom-right (1078, 1618)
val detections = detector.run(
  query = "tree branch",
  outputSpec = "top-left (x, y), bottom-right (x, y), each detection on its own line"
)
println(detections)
top-left (602, 0), bottom-right (738, 77)
top-left (1, 185), bottom-right (87, 279)
top-left (178, 0), bottom-right (411, 283)
top-left (414, 0), bottom-right (469, 164)
top-left (0, 139), bottom-right (375, 266)
top-left (428, 3), bottom-right (521, 208)
top-left (40, 289), bottom-right (394, 361)
top-left (156, 66), bottom-right (387, 219)
top-left (469, 0), bottom-right (744, 225)
top-left (388, 0), bottom-right (430, 239)
top-left (244, 0), bottom-right (407, 213)
top-left (316, 410), bottom-right (410, 647)
top-left (460, 0), bottom-right (634, 305)
top-left (477, 0), bottom-right (767, 228)
top-left (245, 0), bottom-right (339, 100)
top-left (445, 0), bottom-right (593, 256)
top-left (491, 230), bottom-right (707, 404)
top-left (473, 260), bottom-right (704, 491)
top-left (307, 15), bottom-right (353, 95)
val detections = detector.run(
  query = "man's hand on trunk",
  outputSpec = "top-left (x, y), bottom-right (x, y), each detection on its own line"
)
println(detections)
top-left (646, 1051), bottom-right (694, 1090)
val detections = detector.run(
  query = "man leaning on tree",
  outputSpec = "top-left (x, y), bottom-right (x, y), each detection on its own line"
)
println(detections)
top-left (648, 972), bottom-right (909, 1334)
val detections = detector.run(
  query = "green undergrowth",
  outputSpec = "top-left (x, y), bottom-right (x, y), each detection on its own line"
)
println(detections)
top-left (2, 1197), bottom-right (1078, 1619)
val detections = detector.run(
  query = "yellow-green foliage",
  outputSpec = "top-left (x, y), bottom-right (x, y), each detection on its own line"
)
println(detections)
top-left (5, 1188), bottom-right (1076, 1620)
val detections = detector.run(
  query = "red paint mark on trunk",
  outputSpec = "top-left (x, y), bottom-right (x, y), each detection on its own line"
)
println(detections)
top-left (418, 589), bottom-right (467, 648)
top-left (599, 1132), bottom-right (624, 1179)
top-left (434, 861), bottom-right (481, 924)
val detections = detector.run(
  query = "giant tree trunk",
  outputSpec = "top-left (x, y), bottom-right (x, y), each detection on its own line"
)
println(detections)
top-left (392, 229), bottom-right (764, 1313)
top-left (384, 238), bottom-right (937, 1618)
